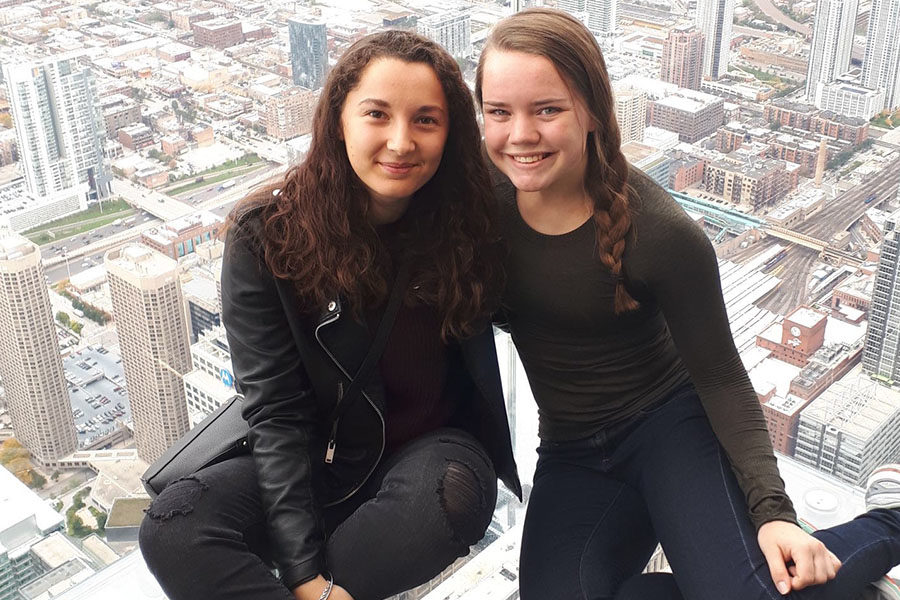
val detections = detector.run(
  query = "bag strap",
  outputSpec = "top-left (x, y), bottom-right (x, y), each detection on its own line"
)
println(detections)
top-left (327, 258), bottom-right (411, 426)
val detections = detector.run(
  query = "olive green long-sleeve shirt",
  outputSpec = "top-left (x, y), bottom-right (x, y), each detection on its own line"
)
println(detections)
top-left (497, 167), bottom-right (797, 530)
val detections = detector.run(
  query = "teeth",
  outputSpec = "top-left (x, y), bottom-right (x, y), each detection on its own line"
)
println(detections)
top-left (512, 154), bottom-right (544, 163)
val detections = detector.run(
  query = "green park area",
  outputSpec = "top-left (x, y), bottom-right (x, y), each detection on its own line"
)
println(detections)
top-left (164, 153), bottom-right (265, 197)
top-left (871, 109), bottom-right (900, 129)
top-left (0, 438), bottom-right (46, 489)
top-left (24, 198), bottom-right (136, 246)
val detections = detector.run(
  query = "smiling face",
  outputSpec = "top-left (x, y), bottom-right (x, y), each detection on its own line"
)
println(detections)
top-left (481, 50), bottom-right (595, 203)
top-left (340, 57), bottom-right (449, 225)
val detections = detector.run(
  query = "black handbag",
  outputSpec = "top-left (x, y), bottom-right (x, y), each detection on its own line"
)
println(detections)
top-left (141, 261), bottom-right (411, 498)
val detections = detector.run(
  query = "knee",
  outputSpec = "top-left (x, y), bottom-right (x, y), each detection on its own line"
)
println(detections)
top-left (139, 476), bottom-right (209, 567)
top-left (438, 457), bottom-right (498, 546)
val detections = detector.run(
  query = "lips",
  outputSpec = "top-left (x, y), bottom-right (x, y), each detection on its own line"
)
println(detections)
top-left (508, 152), bottom-right (553, 165)
top-left (378, 162), bottom-right (418, 175)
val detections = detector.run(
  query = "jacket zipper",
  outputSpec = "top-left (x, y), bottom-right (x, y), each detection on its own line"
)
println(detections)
top-left (314, 311), bottom-right (386, 506)
top-left (324, 382), bottom-right (342, 464)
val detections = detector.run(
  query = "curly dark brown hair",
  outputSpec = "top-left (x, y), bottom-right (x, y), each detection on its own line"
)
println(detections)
top-left (475, 8), bottom-right (640, 313)
top-left (235, 30), bottom-right (502, 339)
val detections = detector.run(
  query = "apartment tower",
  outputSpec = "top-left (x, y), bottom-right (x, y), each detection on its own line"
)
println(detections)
top-left (614, 87), bottom-right (648, 144)
top-left (2, 55), bottom-right (110, 202)
top-left (863, 209), bottom-right (900, 382)
top-left (288, 18), bottom-right (328, 90)
top-left (558, 0), bottom-right (618, 35)
top-left (105, 245), bottom-right (191, 463)
top-left (0, 230), bottom-right (76, 466)
top-left (661, 25), bottom-right (705, 90)
top-left (862, 0), bottom-right (900, 109)
top-left (695, 0), bottom-right (734, 80)
top-left (805, 0), bottom-right (859, 101)
top-left (417, 11), bottom-right (472, 58)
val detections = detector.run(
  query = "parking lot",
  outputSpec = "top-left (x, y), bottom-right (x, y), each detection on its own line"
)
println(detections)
top-left (63, 345), bottom-right (132, 447)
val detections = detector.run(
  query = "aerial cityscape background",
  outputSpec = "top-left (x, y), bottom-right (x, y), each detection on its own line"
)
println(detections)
top-left (1, 0), bottom-right (900, 597)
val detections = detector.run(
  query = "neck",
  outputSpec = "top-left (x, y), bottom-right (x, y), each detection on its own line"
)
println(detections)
top-left (516, 188), bottom-right (593, 235)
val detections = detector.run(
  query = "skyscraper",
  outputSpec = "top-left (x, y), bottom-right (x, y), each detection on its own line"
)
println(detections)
top-left (288, 18), bottom-right (327, 90)
top-left (805, 0), bottom-right (859, 101)
top-left (105, 245), bottom-right (191, 463)
top-left (614, 87), bottom-right (648, 143)
top-left (862, 0), bottom-right (900, 109)
top-left (695, 0), bottom-right (734, 80)
top-left (417, 11), bottom-right (472, 58)
top-left (0, 229), bottom-right (76, 467)
top-left (863, 210), bottom-right (900, 382)
top-left (558, 0), bottom-right (618, 35)
top-left (2, 55), bottom-right (111, 203)
top-left (660, 25), bottom-right (705, 90)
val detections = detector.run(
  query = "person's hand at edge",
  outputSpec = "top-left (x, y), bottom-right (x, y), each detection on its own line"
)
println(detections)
top-left (758, 520), bottom-right (841, 595)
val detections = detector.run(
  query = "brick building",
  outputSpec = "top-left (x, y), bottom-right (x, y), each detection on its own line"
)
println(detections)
top-left (756, 307), bottom-right (828, 367)
top-left (192, 19), bottom-right (244, 50)
top-left (264, 87), bottom-right (317, 140)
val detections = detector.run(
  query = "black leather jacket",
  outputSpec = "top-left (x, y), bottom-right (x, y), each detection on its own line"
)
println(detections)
top-left (221, 206), bottom-right (521, 589)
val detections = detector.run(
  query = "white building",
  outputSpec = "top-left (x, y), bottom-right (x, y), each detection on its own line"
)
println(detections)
top-left (795, 365), bottom-right (900, 486)
top-left (816, 77), bottom-right (886, 119)
top-left (0, 467), bottom-right (66, 600)
top-left (558, 0), bottom-right (618, 35)
top-left (805, 0), bottom-right (859, 101)
top-left (2, 54), bottom-right (111, 204)
top-left (695, 0), bottom-right (734, 80)
top-left (417, 11), bottom-right (471, 59)
top-left (614, 87), bottom-right (648, 144)
top-left (862, 0), bottom-right (900, 109)
top-left (183, 325), bottom-right (236, 424)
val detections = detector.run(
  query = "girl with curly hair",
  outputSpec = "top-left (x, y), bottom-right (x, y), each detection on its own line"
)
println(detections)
top-left (476, 8), bottom-right (900, 600)
top-left (140, 30), bottom-right (520, 600)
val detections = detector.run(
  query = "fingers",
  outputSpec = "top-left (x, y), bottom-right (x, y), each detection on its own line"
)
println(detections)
top-left (760, 542), bottom-right (791, 595)
top-left (788, 542), bottom-right (841, 591)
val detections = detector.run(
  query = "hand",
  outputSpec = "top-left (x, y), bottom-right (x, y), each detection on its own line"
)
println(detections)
top-left (293, 575), bottom-right (355, 600)
top-left (757, 521), bottom-right (841, 595)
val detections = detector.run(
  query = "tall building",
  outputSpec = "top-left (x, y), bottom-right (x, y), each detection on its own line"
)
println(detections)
top-left (2, 55), bottom-right (110, 203)
top-left (183, 325), bottom-right (235, 424)
top-left (417, 11), bottom-right (472, 58)
top-left (695, 0), bottom-right (734, 80)
top-left (558, 0), bottom-right (618, 35)
top-left (264, 87), bottom-right (318, 140)
top-left (862, 0), bottom-right (900, 109)
top-left (288, 18), bottom-right (327, 90)
top-left (613, 87), bottom-right (647, 144)
top-left (863, 209), bottom-right (900, 382)
top-left (0, 230), bottom-right (77, 467)
top-left (805, 0), bottom-right (859, 100)
top-left (816, 75), bottom-right (886, 119)
top-left (660, 25), bottom-right (705, 90)
top-left (105, 245), bottom-right (191, 463)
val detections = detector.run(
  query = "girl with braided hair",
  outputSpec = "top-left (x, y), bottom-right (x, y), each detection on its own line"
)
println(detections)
top-left (476, 8), bottom-right (900, 600)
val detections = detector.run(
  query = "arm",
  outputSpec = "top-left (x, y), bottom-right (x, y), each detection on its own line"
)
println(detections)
top-left (221, 216), bottom-right (326, 590)
top-left (633, 193), bottom-right (838, 592)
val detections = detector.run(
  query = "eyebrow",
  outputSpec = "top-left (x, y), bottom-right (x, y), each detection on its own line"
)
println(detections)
top-left (357, 98), bottom-right (446, 114)
top-left (482, 98), bottom-right (569, 107)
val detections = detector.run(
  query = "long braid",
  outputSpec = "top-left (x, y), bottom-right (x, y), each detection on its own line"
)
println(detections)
top-left (589, 132), bottom-right (639, 313)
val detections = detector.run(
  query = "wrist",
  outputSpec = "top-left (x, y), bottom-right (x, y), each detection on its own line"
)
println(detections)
top-left (292, 574), bottom-right (332, 600)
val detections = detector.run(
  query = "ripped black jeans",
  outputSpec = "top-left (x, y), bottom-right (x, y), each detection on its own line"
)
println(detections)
top-left (139, 428), bottom-right (498, 600)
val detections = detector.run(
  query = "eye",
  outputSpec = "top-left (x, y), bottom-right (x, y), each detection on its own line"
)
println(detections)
top-left (539, 106), bottom-right (561, 116)
top-left (417, 115), bottom-right (440, 125)
top-left (487, 108), bottom-right (509, 117)
top-left (365, 110), bottom-right (386, 119)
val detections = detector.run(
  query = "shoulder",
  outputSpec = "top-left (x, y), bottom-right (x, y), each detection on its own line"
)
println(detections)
top-left (623, 166), bottom-right (715, 281)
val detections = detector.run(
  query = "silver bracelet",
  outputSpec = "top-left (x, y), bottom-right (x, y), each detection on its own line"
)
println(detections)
top-left (317, 572), bottom-right (334, 600)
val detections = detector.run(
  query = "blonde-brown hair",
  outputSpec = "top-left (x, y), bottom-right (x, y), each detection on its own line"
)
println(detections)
top-left (475, 8), bottom-right (639, 313)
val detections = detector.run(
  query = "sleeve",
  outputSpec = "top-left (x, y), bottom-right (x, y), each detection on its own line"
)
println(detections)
top-left (220, 218), bottom-right (326, 588)
top-left (634, 197), bottom-right (798, 530)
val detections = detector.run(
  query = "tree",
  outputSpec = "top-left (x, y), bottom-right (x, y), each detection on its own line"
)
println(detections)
top-left (56, 311), bottom-right (70, 325)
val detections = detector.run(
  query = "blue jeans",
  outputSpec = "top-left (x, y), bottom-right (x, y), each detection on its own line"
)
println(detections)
top-left (139, 428), bottom-right (497, 600)
top-left (519, 385), bottom-right (900, 600)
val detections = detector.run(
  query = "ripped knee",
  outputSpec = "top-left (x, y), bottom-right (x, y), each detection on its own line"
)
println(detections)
top-left (438, 460), bottom-right (493, 545)
top-left (145, 476), bottom-right (209, 521)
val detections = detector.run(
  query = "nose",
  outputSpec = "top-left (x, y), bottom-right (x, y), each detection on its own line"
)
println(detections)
top-left (509, 115), bottom-right (539, 145)
top-left (386, 122), bottom-right (414, 155)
